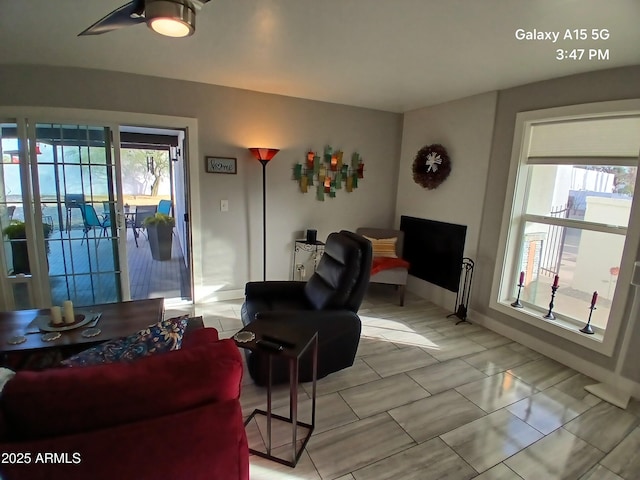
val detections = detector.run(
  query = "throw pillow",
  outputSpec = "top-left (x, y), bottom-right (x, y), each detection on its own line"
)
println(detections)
top-left (60, 315), bottom-right (189, 367)
top-left (0, 367), bottom-right (15, 396)
top-left (0, 367), bottom-right (16, 442)
top-left (363, 235), bottom-right (398, 258)
top-left (0, 367), bottom-right (15, 439)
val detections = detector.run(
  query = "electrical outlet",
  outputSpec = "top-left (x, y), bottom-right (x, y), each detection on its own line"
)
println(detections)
top-left (220, 200), bottom-right (229, 212)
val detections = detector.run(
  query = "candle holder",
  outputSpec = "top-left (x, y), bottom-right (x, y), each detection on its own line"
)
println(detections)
top-left (543, 285), bottom-right (558, 320)
top-left (580, 305), bottom-right (596, 334)
top-left (511, 282), bottom-right (524, 308)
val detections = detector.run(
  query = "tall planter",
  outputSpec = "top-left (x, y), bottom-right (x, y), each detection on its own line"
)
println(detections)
top-left (146, 224), bottom-right (173, 261)
top-left (3, 220), bottom-right (52, 274)
top-left (10, 241), bottom-right (31, 274)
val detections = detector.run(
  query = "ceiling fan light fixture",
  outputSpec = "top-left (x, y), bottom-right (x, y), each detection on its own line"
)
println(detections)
top-left (146, 0), bottom-right (196, 37)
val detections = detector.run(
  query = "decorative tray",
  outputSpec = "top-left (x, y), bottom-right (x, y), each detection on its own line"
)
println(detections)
top-left (26, 312), bottom-right (102, 333)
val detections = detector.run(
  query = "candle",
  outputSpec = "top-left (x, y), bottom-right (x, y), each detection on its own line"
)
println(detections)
top-left (519, 271), bottom-right (525, 285)
top-left (63, 300), bottom-right (75, 324)
top-left (591, 291), bottom-right (598, 307)
top-left (50, 306), bottom-right (63, 325)
top-left (553, 275), bottom-right (559, 288)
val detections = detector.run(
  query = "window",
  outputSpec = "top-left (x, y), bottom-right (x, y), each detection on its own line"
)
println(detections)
top-left (492, 102), bottom-right (640, 355)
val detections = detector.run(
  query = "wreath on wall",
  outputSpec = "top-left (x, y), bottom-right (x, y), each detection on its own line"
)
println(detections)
top-left (412, 143), bottom-right (451, 190)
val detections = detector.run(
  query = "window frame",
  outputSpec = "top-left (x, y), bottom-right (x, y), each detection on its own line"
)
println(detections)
top-left (490, 100), bottom-right (640, 356)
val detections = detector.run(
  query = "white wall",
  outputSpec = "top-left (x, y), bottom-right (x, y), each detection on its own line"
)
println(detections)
top-left (394, 92), bottom-right (497, 308)
top-left (394, 65), bottom-right (640, 391)
top-left (476, 65), bottom-right (640, 378)
top-left (6, 62), bottom-right (640, 389)
top-left (0, 65), bottom-right (403, 300)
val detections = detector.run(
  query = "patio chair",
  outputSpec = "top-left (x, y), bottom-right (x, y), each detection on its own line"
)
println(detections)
top-left (64, 194), bottom-right (85, 233)
top-left (157, 199), bottom-right (172, 216)
top-left (102, 201), bottom-right (112, 221)
top-left (78, 204), bottom-right (110, 245)
top-left (7, 205), bottom-right (15, 220)
top-left (132, 205), bottom-right (157, 247)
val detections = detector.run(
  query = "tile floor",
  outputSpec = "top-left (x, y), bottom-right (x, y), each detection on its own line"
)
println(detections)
top-left (167, 286), bottom-right (640, 480)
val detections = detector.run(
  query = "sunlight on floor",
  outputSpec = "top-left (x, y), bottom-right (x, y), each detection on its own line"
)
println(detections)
top-left (249, 463), bottom-right (312, 480)
top-left (359, 314), bottom-right (442, 350)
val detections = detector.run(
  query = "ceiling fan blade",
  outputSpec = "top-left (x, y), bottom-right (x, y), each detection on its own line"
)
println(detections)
top-left (78, 0), bottom-right (146, 36)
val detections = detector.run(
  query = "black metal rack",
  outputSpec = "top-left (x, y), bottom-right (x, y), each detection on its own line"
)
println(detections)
top-left (448, 257), bottom-right (474, 324)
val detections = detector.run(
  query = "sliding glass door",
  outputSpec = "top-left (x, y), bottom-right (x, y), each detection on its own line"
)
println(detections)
top-left (34, 122), bottom-right (126, 307)
top-left (0, 119), bottom-right (129, 309)
top-left (0, 121), bottom-right (34, 309)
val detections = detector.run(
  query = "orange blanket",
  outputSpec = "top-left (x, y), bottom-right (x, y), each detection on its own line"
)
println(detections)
top-left (371, 256), bottom-right (410, 275)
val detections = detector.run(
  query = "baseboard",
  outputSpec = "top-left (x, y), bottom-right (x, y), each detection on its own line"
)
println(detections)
top-left (470, 309), bottom-right (640, 400)
top-left (406, 277), bottom-right (456, 312)
top-left (210, 288), bottom-right (244, 302)
top-left (194, 288), bottom-right (245, 303)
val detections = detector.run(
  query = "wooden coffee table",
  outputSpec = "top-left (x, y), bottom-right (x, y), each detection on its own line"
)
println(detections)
top-left (0, 298), bottom-right (164, 355)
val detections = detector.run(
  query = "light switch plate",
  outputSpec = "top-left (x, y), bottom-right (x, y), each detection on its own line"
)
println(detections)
top-left (220, 200), bottom-right (229, 212)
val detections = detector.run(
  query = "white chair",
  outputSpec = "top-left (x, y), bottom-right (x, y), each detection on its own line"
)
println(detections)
top-left (357, 227), bottom-right (409, 306)
top-left (132, 205), bottom-right (157, 247)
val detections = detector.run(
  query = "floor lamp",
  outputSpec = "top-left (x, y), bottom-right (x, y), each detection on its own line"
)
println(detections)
top-left (248, 148), bottom-right (279, 281)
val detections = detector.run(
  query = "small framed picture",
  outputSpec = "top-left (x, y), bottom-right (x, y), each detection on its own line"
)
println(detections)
top-left (205, 156), bottom-right (237, 174)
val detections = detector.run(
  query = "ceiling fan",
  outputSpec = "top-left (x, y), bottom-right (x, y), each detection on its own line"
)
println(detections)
top-left (79, 0), bottom-right (210, 38)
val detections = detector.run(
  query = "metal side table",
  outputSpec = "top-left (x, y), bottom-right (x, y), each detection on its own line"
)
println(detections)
top-left (291, 240), bottom-right (325, 280)
top-left (234, 321), bottom-right (318, 467)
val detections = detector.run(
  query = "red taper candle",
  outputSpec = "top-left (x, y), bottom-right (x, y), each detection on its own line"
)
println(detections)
top-left (591, 291), bottom-right (598, 307)
top-left (519, 271), bottom-right (525, 285)
top-left (553, 275), bottom-right (559, 288)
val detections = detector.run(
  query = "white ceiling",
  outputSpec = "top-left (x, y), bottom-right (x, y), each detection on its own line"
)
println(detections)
top-left (2, 0), bottom-right (639, 113)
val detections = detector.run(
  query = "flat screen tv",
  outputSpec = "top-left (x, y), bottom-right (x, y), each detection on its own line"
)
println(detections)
top-left (400, 216), bottom-right (467, 292)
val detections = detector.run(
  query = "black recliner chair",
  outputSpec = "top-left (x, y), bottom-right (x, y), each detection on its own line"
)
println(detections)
top-left (240, 230), bottom-right (372, 386)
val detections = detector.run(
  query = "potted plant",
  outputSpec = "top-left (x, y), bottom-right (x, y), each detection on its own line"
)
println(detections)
top-left (2, 220), bottom-right (53, 274)
top-left (143, 213), bottom-right (175, 261)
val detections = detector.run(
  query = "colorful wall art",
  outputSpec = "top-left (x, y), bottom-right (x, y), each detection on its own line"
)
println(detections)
top-left (292, 146), bottom-right (365, 201)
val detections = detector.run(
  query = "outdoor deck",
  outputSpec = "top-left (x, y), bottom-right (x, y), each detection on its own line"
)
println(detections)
top-left (44, 224), bottom-right (189, 306)
top-left (126, 228), bottom-right (189, 301)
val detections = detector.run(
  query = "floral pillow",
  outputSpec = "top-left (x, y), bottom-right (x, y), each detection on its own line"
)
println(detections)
top-left (61, 315), bottom-right (189, 367)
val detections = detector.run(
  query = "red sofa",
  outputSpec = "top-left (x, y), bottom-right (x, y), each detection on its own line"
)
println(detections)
top-left (0, 327), bottom-right (249, 480)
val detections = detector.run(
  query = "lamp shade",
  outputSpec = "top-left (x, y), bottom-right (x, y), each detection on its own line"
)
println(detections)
top-left (249, 148), bottom-right (280, 162)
